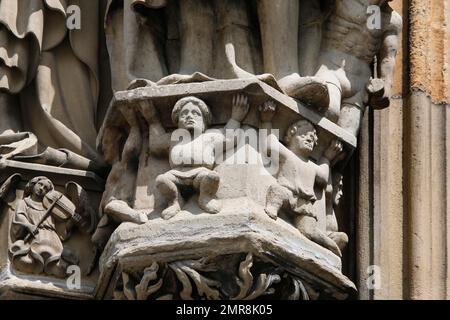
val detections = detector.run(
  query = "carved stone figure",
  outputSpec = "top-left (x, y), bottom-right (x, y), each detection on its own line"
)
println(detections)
top-left (9, 177), bottom-right (77, 277)
top-left (0, 0), bottom-right (404, 300)
top-left (0, 1), bottom-right (107, 173)
top-left (259, 102), bottom-right (343, 257)
top-left (139, 94), bottom-right (249, 219)
top-left (292, 0), bottom-right (402, 136)
top-left (91, 105), bottom-right (148, 258)
top-left (326, 172), bottom-right (348, 252)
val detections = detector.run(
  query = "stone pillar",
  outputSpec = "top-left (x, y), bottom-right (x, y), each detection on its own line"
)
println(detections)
top-left (358, 0), bottom-right (450, 300)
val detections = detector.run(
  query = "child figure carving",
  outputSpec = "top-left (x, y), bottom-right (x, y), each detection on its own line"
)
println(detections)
top-left (259, 101), bottom-right (343, 257)
top-left (139, 94), bottom-right (250, 220)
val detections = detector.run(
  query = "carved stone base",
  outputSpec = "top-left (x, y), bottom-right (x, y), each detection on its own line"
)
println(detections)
top-left (95, 200), bottom-right (356, 300)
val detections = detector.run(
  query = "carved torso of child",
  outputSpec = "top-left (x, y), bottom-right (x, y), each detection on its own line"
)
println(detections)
top-left (276, 150), bottom-right (317, 201)
top-left (169, 130), bottom-right (225, 170)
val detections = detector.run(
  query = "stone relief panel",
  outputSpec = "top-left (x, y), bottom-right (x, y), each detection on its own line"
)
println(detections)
top-left (0, 166), bottom-right (103, 298)
top-left (0, 0), bottom-right (401, 299)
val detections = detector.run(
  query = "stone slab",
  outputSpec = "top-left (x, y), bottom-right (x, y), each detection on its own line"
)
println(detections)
top-left (96, 198), bottom-right (356, 299)
top-left (108, 79), bottom-right (357, 148)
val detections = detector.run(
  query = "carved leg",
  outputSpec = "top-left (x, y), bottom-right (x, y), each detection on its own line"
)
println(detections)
top-left (104, 200), bottom-right (148, 224)
top-left (156, 172), bottom-right (185, 219)
top-left (178, 0), bottom-right (214, 75)
top-left (313, 65), bottom-right (343, 121)
top-left (293, 215), bottom-right (342, 257)
top-left (195, 171), bottom-right (222, 214)
top-left (338, 92), bottom-right (365, 136)
top-left (264, 184), bottom-right (290, 220)
top-left (328, 231), bottom-right (349, 252)
top-left (258, 0), bottom-right (299, 79)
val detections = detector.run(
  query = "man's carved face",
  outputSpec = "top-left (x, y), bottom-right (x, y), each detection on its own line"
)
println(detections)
top-left (333, 176), bottom-right (344, 206)
top-left (293, 123), bottom-right (318, 154)
top-left (178, 103), bottom-right (205, 132)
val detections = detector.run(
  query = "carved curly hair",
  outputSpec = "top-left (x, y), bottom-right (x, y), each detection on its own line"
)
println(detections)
top-left (283, 119), bottom-right (318, 146)
top-left (171, 96), bottom-right (212, 127)
top-left (24, 176), bottom-right (54, 198)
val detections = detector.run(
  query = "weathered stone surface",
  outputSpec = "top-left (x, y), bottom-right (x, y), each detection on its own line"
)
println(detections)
top-left (96, 207), bottom-right (355, 300)
top-left (0, 163), bottom-right (103, 299)
top-left (0, 0), bottom-right (411, 301)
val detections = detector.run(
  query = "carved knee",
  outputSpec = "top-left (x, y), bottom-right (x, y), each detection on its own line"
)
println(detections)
top-left (156, 173), bottom-right (174, 188)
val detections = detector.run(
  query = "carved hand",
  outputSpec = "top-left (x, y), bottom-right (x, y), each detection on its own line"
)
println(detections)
top-left (324, 139), bottom-right (343, 162)
top-left (231, 94), bottom-right (250, 122)
top-left (366, 77), bottom-right (391, 109)
top-left (138, 99), bottom-right (158, 123)
top-left (258, 100), bottom-right (277, 123)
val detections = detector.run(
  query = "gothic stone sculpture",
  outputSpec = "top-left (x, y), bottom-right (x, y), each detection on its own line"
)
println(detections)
top-left (259, 102), bottom-right (344, 257)
top-left (8, 177), bottom-right (94, 278)
top-left (139, 94), bottom-right (250, 219)
top-left (292, 0), bottom-right (402, 136)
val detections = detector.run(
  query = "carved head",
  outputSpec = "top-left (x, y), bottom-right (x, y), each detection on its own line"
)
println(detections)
top-left (25, 176), bottom-right (54, 201)
top-left (284, 120), bottom-right (318, 156)
top-left (172, 97), bottom-right (212, 133)
top-left (332, 172), bottom-right (344, 206)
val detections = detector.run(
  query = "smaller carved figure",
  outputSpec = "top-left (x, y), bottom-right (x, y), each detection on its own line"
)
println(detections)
top-left (259, 101), bottom-right (343, 256)
top-left (139, 94), bottom-right (250, 219)
top-left (91, 105), bottom-right (148, 267)
top-left (325, 172), bottom-right (348, 252)
top-left (9, 177), bottom-right (80, 278)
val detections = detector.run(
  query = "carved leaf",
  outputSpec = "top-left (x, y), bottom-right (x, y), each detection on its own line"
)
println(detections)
top-left (287, 277), bottom-right (309, 300)
top-left (122, 272), bottom-right (137, 300)
top-left (169, 263), bottom-right (194, 300)
top-left (244, 273), bottom-right (281, 300)
top-left (135, 262), bottom-right (163, 300)
top-left (180, 265), bottom-right (221, 300)
top-left (233, 253), bottom-right (254, 300)
top-left (170, 261), bottom-right (221, 300)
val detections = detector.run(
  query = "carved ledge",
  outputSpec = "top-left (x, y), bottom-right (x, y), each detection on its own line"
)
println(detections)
top-left (95, 203), bottom-right (356, 300)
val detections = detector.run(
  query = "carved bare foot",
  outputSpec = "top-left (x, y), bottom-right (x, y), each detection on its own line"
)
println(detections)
top-left (161, 198), bottom-right (184, 220)
top-left (127, 211), bottom-right (148, 224)
top-left (278, 74), bottom-right (329, 109)
top-left (156, 72), bottom-right (213, 86)
top-left (264, 206), bottom-right (278, 220)
top-left (328, 231), bottom-right (349, 252)
top-left (198, 194), bottom-right (222, 214)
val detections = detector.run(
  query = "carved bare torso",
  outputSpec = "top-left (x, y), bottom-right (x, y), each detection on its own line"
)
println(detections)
top-left (277, 151), bottom-right (317, 201)
top-left (322, 0), bottom-right (388, 63)
top-left (169, 130), bottom-right (224, 170)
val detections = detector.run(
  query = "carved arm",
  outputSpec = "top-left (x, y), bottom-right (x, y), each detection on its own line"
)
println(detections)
top-left (138, 100), bottom-right (171, 157)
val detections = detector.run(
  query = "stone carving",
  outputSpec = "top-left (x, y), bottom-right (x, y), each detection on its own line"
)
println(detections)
top-left (292, 0), bottom-right (402, 135)
top-left (0, 0), bottom-right (402, 300)
top-left (326, 173), bottom-right (348, 252)
top-left (6, 176), bottom-right (96, 278)
top-left (259, 102), bottom-right (344, 257)
top-left (0, 2), bottom-right (106, 172)
top-left (139, 94), bottom-right (249, 219)
top-left (91, 105), bottom-right (149, 255)
top-left (113, 253), bottom-right (312, 300)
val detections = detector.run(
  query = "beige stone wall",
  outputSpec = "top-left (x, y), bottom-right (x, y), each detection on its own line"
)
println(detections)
top-left (357, 0), bottom-right (450, 300)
